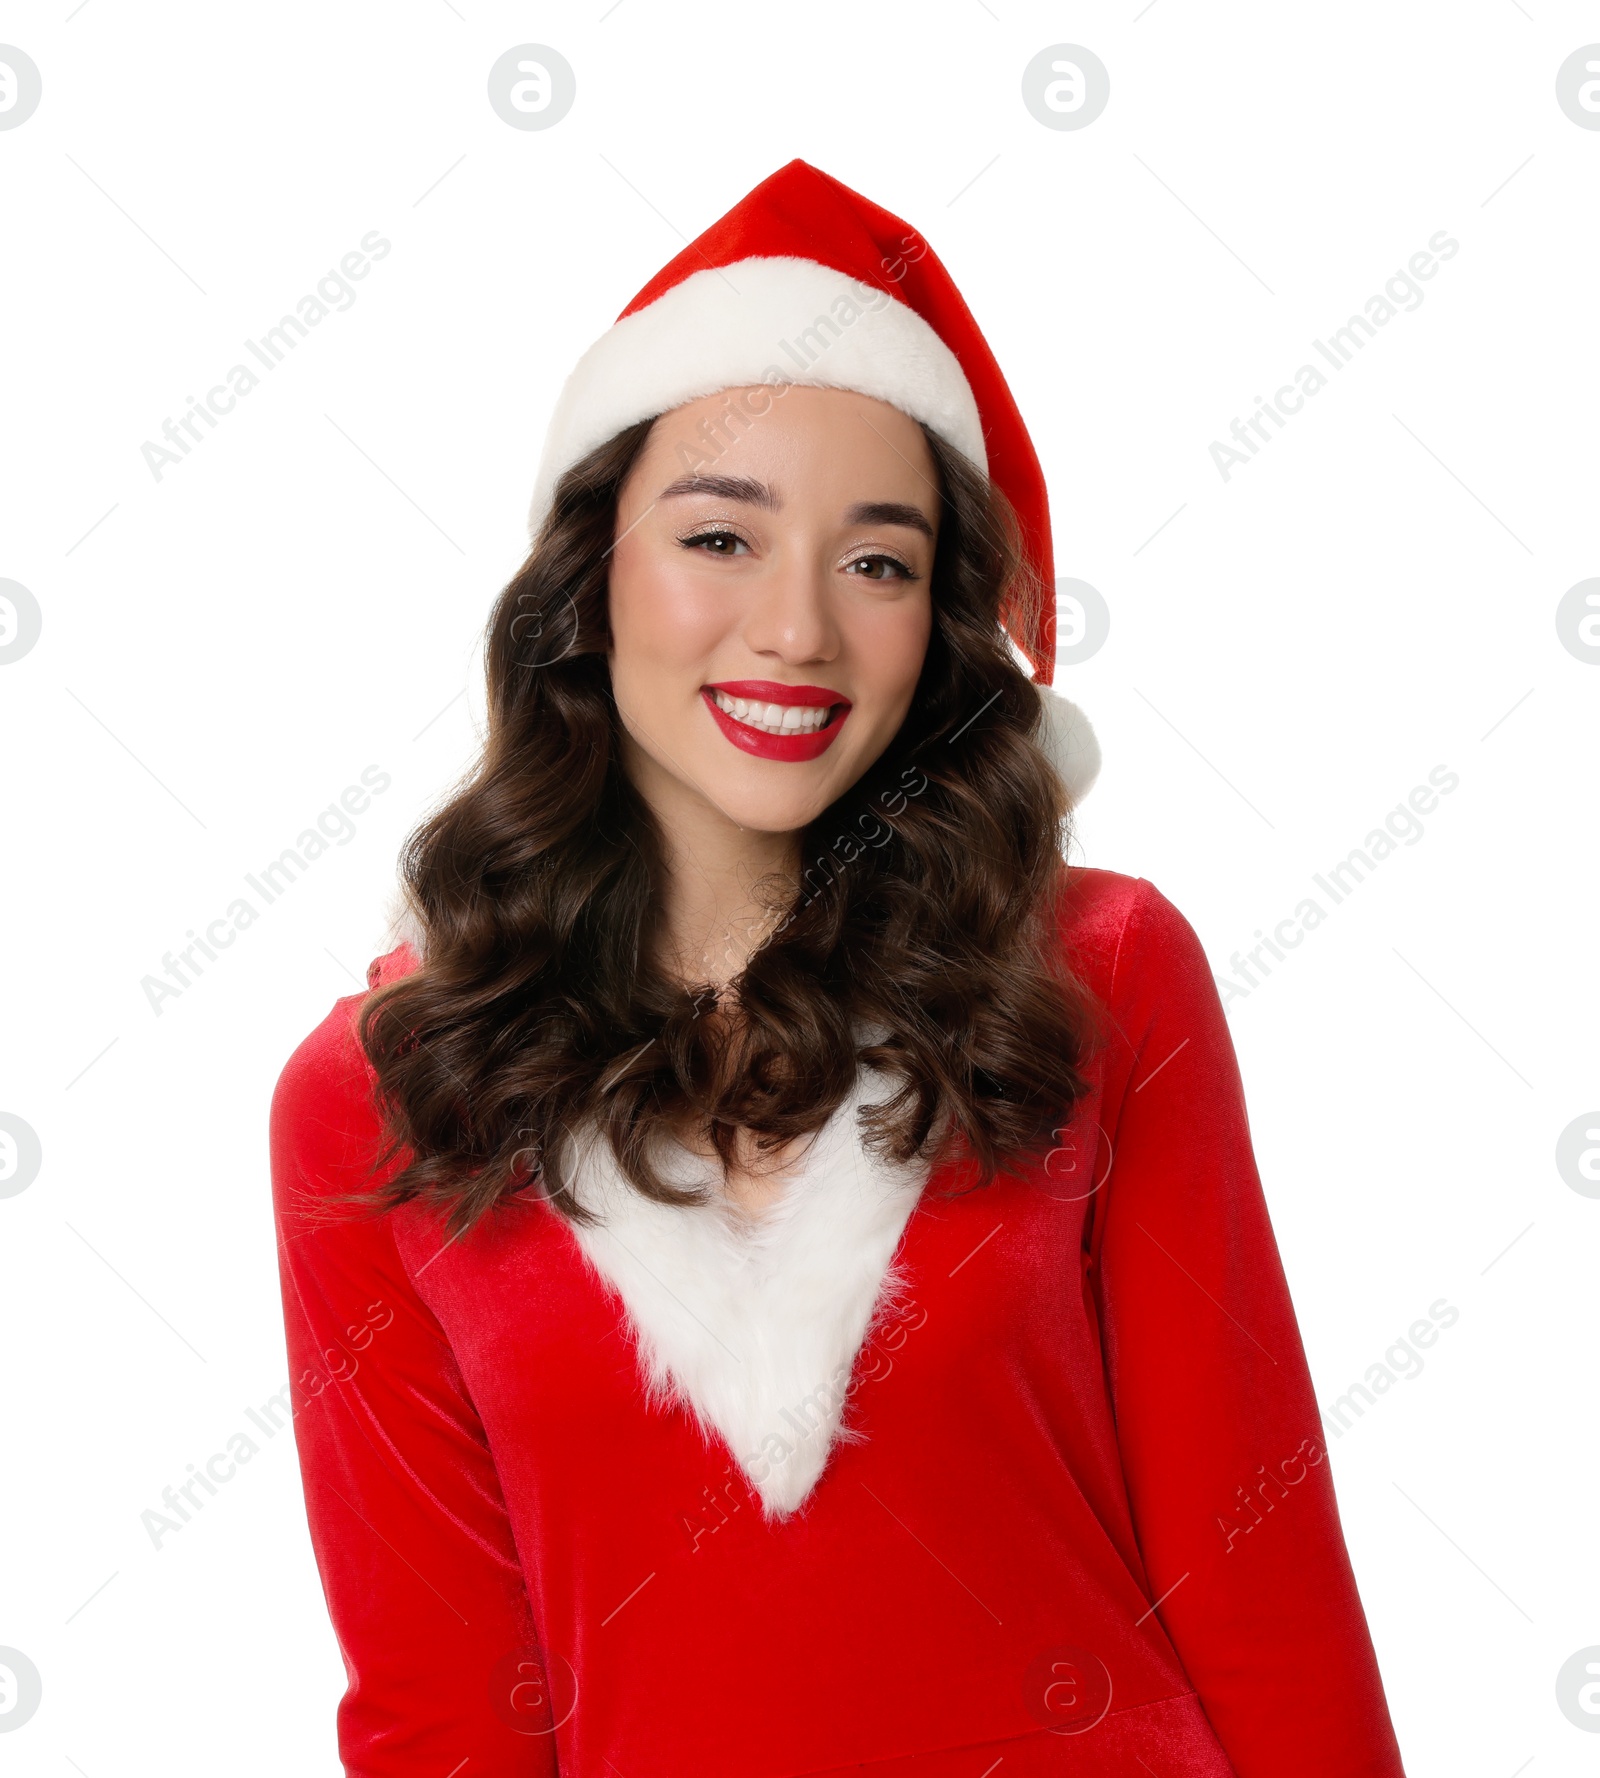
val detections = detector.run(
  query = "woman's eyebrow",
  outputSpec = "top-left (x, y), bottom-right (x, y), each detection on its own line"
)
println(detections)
top-left (846, 500), bottom-right (935, 539)
top-left (658, 474), bottom-right (779, 508)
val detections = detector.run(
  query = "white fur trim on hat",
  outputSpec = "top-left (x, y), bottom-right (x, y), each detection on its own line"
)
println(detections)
top-left (528, 255), bottom-right (988, 537)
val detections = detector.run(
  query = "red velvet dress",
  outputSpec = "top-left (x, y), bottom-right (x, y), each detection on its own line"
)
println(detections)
top-left (269, 866), bottom-right (1407, 1776)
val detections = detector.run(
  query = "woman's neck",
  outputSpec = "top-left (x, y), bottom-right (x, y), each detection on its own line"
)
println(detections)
top-left (620, 725), bottom-right (804, 995)
top-left (656, 820), bottom-right (800, 995)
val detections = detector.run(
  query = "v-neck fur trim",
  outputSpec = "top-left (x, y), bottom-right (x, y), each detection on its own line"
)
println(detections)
top-left (556, 1064), bottom-right (934, 1520)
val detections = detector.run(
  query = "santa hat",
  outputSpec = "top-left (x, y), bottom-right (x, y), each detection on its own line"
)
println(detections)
top-left (528, 158), bottom-right (1099, 805)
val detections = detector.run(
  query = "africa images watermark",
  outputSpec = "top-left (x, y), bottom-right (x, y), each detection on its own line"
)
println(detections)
top-left (1215, 763), bottom-right (1458, 1009)
top-left (140, 1384), bottom-right (293, 1549)
top-left (1321, 1296), bottom-right (1460, 1441)
top-left (139, 228), bottom-right (392, 481)
top-left (142, 1298), bottom-right (394, 1549)
top-left (1215, 1435), bottom-right (1328, 1553)
top-left (1209, 229), bottom-right (1460, 482)
top-left (1214, 1293), bottom-right (1461, 1550)
top-left (141, 764), bottom-right (390, 1015)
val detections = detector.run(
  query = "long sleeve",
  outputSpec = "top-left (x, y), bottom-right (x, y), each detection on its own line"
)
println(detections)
top-left (270, 987), bottom-right (559, 1776)
top-left (1089, 880), bottom-right (1405, 1777)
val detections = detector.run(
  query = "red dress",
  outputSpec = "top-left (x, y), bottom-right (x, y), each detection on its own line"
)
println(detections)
top-left (270, 866), bottom-right (1407, 1776)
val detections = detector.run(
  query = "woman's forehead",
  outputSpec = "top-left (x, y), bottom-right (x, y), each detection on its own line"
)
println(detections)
top-left (630, 385), bottom-right (940, 506)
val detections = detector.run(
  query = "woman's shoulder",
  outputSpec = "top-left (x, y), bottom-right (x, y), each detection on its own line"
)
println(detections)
top-left (268, 941), bottom-right (422, 1197)
top-left (366, 938), bottom-right (423, 990)
top-left (1053, 865), bottom-right (1214, 1012)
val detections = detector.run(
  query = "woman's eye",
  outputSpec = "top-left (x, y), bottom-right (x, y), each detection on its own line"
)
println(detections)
top-left (681, 530), bottom-right (748, 556)
top-left (845, 554), bottom-right (916, 581)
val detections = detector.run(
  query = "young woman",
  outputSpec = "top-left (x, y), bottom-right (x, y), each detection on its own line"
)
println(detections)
top-left (270, 161), bottom-right (1407, 1777)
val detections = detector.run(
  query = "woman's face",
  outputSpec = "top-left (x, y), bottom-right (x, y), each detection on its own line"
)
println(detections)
top-left (607, 384), bottom-right (940, 839)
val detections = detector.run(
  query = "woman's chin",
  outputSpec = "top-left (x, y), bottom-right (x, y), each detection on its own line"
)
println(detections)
top-left (620, 721), bottom-right (876, 838)
top-left (701, 775), bottom-right (836, 837)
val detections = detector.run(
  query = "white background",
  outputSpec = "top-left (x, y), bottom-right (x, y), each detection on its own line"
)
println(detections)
top-left (2, 3), bottom-right (1597, 1773)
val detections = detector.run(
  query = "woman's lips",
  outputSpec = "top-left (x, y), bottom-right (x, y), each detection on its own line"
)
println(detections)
top-left (700, 685), bottom-right (851, 762)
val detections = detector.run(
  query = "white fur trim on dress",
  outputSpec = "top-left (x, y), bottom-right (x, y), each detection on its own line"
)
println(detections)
top-left (556, 1061), bottom-right (931, 1520)
top-left (527, 255), bottom-right (988, 538)
top-left (374, 877), bottom-right (934, 1520)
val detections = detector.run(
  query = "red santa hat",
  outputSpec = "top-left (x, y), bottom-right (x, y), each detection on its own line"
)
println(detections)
top-left (527, 158), bottom-right (1099, 804)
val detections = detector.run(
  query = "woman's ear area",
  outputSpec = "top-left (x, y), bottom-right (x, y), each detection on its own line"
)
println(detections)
top-left (610, 413), bottom-right (664, 543)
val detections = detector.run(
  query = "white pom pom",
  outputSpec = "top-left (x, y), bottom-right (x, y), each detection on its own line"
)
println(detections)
top-left (1034, 682), bottom-right (1101, 806)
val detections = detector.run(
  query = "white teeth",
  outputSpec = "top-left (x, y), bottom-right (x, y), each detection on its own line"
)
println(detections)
top-left (709, 688), bottom-right (837, 735)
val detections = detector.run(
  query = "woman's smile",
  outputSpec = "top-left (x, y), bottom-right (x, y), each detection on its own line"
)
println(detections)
top-left (701, 678), bottom-right (853, 761)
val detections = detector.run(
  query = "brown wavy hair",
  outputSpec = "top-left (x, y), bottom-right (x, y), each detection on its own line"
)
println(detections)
top-left (353, 414), bottom-right (1110, 1239)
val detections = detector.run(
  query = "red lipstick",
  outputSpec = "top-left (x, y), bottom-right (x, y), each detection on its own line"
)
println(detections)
top-left (701, 680), bottom-right (852, 762)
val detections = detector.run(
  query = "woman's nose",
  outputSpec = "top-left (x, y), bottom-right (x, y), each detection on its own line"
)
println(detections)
top-left (743, 551), bottom-right (841, 663)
